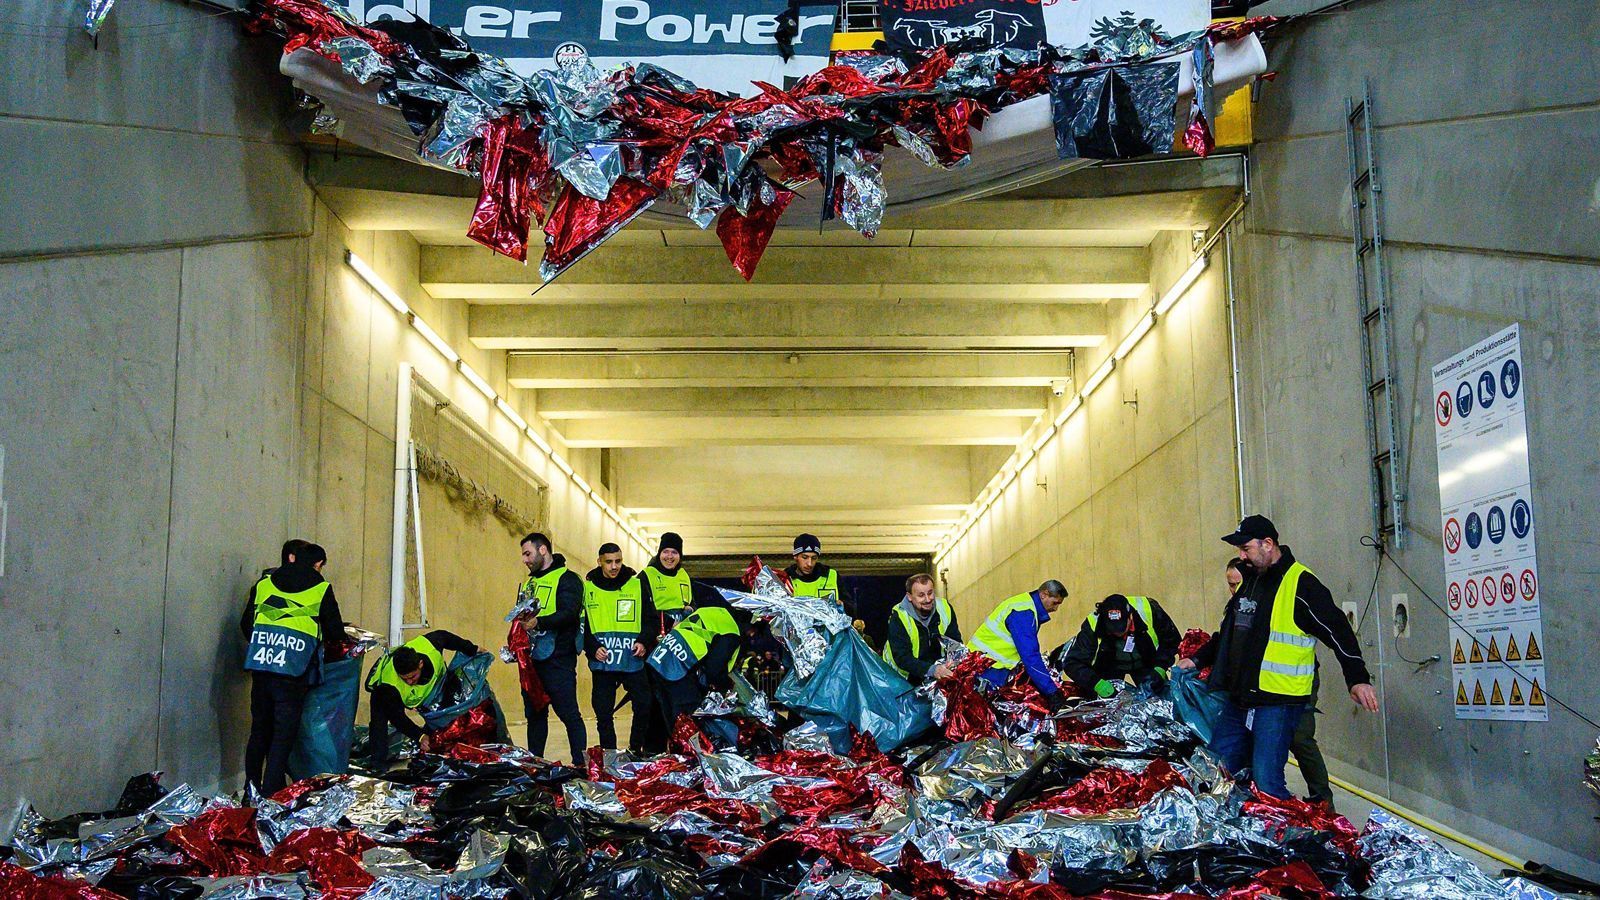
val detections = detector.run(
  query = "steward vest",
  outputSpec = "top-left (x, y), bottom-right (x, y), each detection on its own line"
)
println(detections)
top-left (968, 593), bottom-right (1038, 670)
top-left (648, 606), bottom-right (741, 683)
top-left (1258, 563), bottom-right (1317, 697)
top-left (584, 575), bottom-right (645, 673)
top-left (644, 565), bottom-right (693, 626)
top-left (791, 568), bottom-right (840, 607)
top-left (244, 577), bottom-right (329, 677)
top-left (519, 565), bottom-right (578, 661)
top-left (366, 634), bottom-right (446, 709)
top-left (881, 597), bottom-right (953, 678)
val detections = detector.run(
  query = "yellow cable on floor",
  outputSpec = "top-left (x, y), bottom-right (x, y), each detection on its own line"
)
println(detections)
top-left (1288, 759), bottom-right (1526, 870)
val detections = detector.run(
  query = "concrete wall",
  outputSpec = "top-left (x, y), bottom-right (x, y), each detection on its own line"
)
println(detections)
top-left (0, 2), bottom-right (313, 814)
top-left (937, 229), bottom-right (1239, 653)
top-left (1234, 0), bottom-right (1600, 876)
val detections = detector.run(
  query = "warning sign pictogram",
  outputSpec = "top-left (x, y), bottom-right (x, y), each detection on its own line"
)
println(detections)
top-left (1490, 680), bottom-right (1504, 704)
top-left (1436, 391), bottom-right (1452, 427)
top-left (1519, 569), bottom-right (1537, 601)
top-left (1482, 575), bottom-right (1498, 606)
top-left (1456, 682), bottom-right (1469, 705)
top-left (1452, 639), bottom-right (1466, 664)
top-left (1447, 582), bottom-right (1461, 611)
top-left (1524, 633), bottom-right (1541, 660)
top-left (1444, 517), bottom-right (1462, 553)
top-left (1509, 680), bottom-right (1524, 706)
top-left (1465, 579), bottom-right (1479, 608)
top-left (1505, 634), bottom-right (1521, 661)
top-left (1469, 641), bottom-right (1484, 663)
top-left (1528, 679), bottom-right (1545, 707)
top-left (1472, 681), bottom-right (1486, 705)
top-left (1500, 573), bottom-right (1516, 605)
top-left (1486, 636), bottom-right (1501, 662)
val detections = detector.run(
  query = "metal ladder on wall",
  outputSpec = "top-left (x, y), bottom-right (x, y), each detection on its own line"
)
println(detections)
top-left (1346, 83), bottom-right (1405, 548)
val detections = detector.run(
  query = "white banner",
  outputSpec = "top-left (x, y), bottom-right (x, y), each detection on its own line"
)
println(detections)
top-left (1432, 324), bottom-right (1546, 721)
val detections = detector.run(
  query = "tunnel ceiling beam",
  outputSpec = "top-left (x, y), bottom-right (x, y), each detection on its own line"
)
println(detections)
top-left (507, 352), bottom-right (1075, 389)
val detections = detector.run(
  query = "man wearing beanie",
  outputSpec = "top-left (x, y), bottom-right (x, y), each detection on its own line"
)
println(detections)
top-left (637, 531), bottom-right (695, 752)
top-left (785, 533), bottom-right (845, 612)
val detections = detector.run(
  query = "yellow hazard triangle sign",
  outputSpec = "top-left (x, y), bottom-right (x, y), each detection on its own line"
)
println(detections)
top-left (1455, 682), bottom-right (1469, 705)
top-left (1486, 636), bottom-right (1501, 662)
top-left (1452, 640), bottom-right (1466, 664)
top-left (1505, 634), bottom-right (1521, 661)
top-left (1509, 680), bottom-right (1524, 706)
top-left (1469, 641), bottom-right (1484, 663)
top-left (1528, 678), bottom-right (1546, 706)
top-left (1472, 681), bottom-right (1487, 705)
top-left (1524, 633), bottom-right (1542, 660)
top-left (1490, 680), bottom-right (1504, 704)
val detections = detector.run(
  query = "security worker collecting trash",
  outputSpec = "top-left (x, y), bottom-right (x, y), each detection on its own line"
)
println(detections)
top-left (241, 541), bottom-right (343, 794)
top-left (583, 542), bottom-right (657, 754)
top-left (646, 593), bottom-right (747, 736)
top-left (1176, 515), bottom-right (1378, 800)
top-left (1057, 594), bottom-right (1181, 698)
top-left (786, 533), bottom-right (842, 609)
top-left (513, 531), bottom-right (588, 766)
top-left (968, 580), bottom-right (1070, 709)
top-left (364, 629), bottom-right (481, 763)
top-left (640, 532), bottom-right (694, 634)
top-left (881, 573), bottom-right (961, 682)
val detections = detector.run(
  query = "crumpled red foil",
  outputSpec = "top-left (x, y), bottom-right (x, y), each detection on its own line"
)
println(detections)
top-left (265, 827), bottom-right (376, 900)
top-left (897, 843), bottom-right (975, 899)
top-left (270, 773), bottom-right (342, 806)
top-left (541, 177), bottom-right (659, 278)
top-left (938, 653), bottom-right (1001, 741)
top-left (428, 698), bottom-right (499, 753)
top-left (743, 824), bottom-right (887, 875)
top-left (165, 807), bottom-right (267, 877)
top-left (0, 862), bottom-right (124, 900)
top-left (1019, 759), bottom-right (1187, 817)
top-left (614, 773), bottom-right (762, 829)
top-left (507, 619), bottom-right (549, 709)
top-left (251, 0), bottom-right (403, 60)
top-left (1243, 787), bottom-right (1361, 856)
top-left (1218, 861), bottom-right (1331, 900)
top-left (468, 116), bottom-right (552, 262)
top-left (714, 182), bottom-right (797, 281)
top-left (1178, 627), bottom-right (1214, 678)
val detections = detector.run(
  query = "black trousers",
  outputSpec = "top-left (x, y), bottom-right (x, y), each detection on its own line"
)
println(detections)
top-left (245, 674), bottom-right (309, 794)
top-left (590, 668), bottom-right (652, 752)
top-left (1290, 705), bottom-right (1333, 805)
top-left (524, 655), bottom-right (587, 765)
top-left (651, 670), bottom-right (707, 736)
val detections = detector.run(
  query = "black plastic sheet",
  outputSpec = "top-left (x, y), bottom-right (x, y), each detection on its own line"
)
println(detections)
top-left (1050, 61), bottom-right (1181, 160)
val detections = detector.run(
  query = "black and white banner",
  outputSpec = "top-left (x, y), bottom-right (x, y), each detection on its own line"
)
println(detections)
top-left (878, 0), bottom-right (1207, 54)
top-left (341, 0), bottom-right (837, 96)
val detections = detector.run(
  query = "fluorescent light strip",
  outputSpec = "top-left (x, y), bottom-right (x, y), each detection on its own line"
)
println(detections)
top-left (1154, 254), bottom-right (1208, 316)
top-left (1114, 311), bottom-right (1155, 361)
top-left (1031, 425), bottom-right (1055, 454)
top-left (346, 251), bottom-right (646, 554)
top-left (1053, 395), bottom-right (1083, 427)
top-left (1080, 358), bottom-right (1115, 397)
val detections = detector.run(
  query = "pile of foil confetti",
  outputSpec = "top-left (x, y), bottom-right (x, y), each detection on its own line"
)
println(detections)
top-left (245, 0), bottom-right (1273, 281)
top-left (3, 667), bottom-right (1563, 899)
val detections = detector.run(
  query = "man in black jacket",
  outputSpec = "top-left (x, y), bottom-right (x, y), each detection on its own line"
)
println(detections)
top-left (1058, 594), bottom-right (1180, 698)
top-left (583, 543), bottom-right (657, 752)
top-left (881, 573), bottom-right (961, 682)
top-left (514, 532), bottom-right (587, 765)
top-left (365, 629), bottom-right (481, 764)
top-left (240, 541), bottom-right (343, 794)
top-left (1177, 515), bottom-right (1378, 799)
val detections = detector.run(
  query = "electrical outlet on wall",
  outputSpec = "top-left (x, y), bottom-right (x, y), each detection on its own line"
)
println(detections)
top-left (1391, 593), bottom-right (1410, 639)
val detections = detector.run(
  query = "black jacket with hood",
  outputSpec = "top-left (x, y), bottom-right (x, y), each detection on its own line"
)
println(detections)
top-left (1057, 594), bottom-right (1181, 692)
top-left (1189, 546), bottom-right (1370, 706)
top-left (525, 553), bottom-right (584, 659)
top-left (239, 562), bottom-right (345, 681)
top-left (582, 564), bottom-right (656, 657)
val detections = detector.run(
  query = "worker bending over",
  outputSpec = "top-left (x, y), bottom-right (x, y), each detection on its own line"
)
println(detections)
top-left (513, 531), bottom-right (587, 765)
top-left (364, 629), bottom-right (481, 763)
top-left (646, 594), bottom-right (746, 744)
top-left (241, 541), bottom-right (343, 794)
top-left (1177, 515), bottom-right (1377, 800)
top-left (882, 573), bottom-right (961, 682)
top-left (1058, 593), bottom-right (1181, 698)
top-left (968, 580), bottom-right (1069, 709)
top-left (583, 542), bottom-right (657, 754)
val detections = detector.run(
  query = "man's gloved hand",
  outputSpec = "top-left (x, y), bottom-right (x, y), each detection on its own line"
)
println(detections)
top-left (1093, 680), bottom-right (1117, 699)
top-left (1044, 690), bottom-right (1068, 713)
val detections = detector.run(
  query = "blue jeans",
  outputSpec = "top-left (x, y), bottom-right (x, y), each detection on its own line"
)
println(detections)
top-left (1208, 698), bottom-right (1305, 799)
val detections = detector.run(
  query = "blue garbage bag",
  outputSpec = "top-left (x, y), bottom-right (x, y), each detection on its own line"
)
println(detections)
top-left (420, 651), bottom-right (502, 733)
top-left (1169, 666), bottom-right (1227, 744)
top-left (775, 630), bottom-right (933, 753)
top-left (288, 656), bottom-right (362, 779)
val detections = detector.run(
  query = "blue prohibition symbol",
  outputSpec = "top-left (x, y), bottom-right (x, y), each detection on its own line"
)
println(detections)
top-left (1486, 505), bottom-right (1506, 544)
top-left (1456, 381), bottom-right (1474, 418)
top-left (1464, 511), bottom-right (1483, 550)
top-left (1500, 358), bottom-right (1521, 399)
top-left (1477, 370), bottom-right (1496, 410)
top-left (1510, 499), bottom-right (1532, 539)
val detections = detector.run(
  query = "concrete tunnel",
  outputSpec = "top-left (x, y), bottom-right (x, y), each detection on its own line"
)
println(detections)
top-left (1, 0), bottom-right (1598, 891)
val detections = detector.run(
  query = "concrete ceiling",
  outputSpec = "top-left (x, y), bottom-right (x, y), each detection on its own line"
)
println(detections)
top-left (313, 150), bottom-right (1241, 556)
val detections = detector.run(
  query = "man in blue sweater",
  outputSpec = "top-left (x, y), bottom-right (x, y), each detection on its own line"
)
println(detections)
top-left (968, 580), bottom-right (1069, 710)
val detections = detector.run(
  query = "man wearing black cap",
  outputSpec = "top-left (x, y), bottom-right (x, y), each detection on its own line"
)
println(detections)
top-left (1176, 515), bottom-right (1378, 800)
top-left (1057, 593), bottom-right (1181, 698)
top-left (786, 533), bottom-right (844, 611)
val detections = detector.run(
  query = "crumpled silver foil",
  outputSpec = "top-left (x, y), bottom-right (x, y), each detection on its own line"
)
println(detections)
top-left (10, 782), bottom-right (210, 870)
top-left (719, 570), bottom-right (852, 680)
top-left (697, 751), bottom-right (832, 805)
top-left (793, 863), bottom-right (913, 899)
top-left (913, 738), bottom-right (1035, 807)
top-left (783, 720), bottom-right (835, 754)
top-left (562, 780), bottom-right (627, 818)
top-left (361, 876), bottom-right (507, 899)
top-left (198, 874), bottom-right (310, 898)
top-left (1359, 809), bottom-right (1515, 899)
top-left (1585, 733), bottom-right (1600, 802)
top-left (836, 146), bottom-right (884, 238)
top-left (83, 0), bottom-right (116, 37)
top-left (256, 781), bottom-right (357, 849)
top-left (363, 829), bottom-right (508, 885)
top-left (1088, 694), bottom-right (1199, 751)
